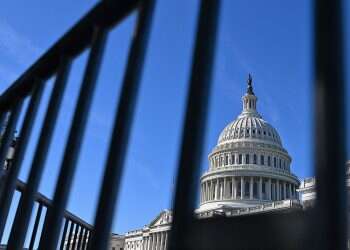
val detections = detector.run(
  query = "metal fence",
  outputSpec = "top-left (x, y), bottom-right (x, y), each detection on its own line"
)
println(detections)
top-left (15, 180), bottom-right (93, 250)
top-left (0, 0), bottom-right (346, 249)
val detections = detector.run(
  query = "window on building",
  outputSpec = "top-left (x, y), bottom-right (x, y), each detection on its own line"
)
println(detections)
top-left (279, 159), bottom-right (282, 168)
top-left (231, 154), bottom-right (235, 164)
top-left (260, 155), bottom-right (264, 165)
top-left (262, 182), bottom-right (266, 193)
top-left (253, 154), bottom-right (257, 164)
top-left (245, 154), bottom-right (250, 164)
top-left (268, 156), bottom-right (271, 166)
top-left (274, 157), bottom-right (277, 167)
top-left (253, 181), bottom-right (258, 198)
top-left (225, 155), bottom-right (229, 165)
top-left (237, 180), bottom-right (241, 197)
top-left (239, 154), bottom-right (242, 164)
top-left (245, 181), bottom-right (250, 197)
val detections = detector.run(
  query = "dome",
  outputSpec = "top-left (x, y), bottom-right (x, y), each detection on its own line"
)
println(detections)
top-left (217, 116), bottom-right (282, 146)
top-left (197, 75), bottom-right (300, 214)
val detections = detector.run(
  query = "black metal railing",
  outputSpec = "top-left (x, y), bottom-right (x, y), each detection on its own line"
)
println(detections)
top-left (15, 180), bottom-right (93, 250)
top-left (0, 0), bottom-right (347, 249)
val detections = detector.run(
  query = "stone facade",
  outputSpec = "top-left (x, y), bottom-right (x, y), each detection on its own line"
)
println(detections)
top-left (110, 234), bottom-right (125, 250)
top-left (124, 210), bottom-right (171, 250)
top-left (298, 160), bottom-right (350, 209)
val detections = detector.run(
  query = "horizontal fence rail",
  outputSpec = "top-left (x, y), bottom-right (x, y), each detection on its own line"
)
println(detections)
top-left (0, 0), bottom-right (347, 249)
top-left (14, 180), bottom-right (93, 250)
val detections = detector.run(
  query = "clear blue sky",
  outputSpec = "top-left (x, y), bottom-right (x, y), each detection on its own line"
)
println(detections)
top-left (0, 0), bottom-right (349, 242)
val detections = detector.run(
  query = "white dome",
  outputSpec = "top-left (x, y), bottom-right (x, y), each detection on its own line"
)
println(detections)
top-left (198, 75), bottom-right (300, 214)
top-left (218, 115), bottom-right (282, 146)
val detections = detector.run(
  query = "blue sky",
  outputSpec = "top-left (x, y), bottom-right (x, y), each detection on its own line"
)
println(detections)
top-left (0, 0), bottom-right (349, 243)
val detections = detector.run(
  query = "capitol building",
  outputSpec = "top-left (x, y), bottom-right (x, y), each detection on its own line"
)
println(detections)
top-left (117, 76), bottom-right (305, 250)
top-left (197, 75), bottom-right (300, 214)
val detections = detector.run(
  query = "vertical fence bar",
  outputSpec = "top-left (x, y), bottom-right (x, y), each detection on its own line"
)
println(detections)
top-left (77, 226), bottom-right (85, 250)
top-left (81, 230), bottom-right (89, 250)
top-left (314, 0), bottom-right (347, 249)
top-left (28, 203), bottom-right (43, 250)
top-left (38, 27), bottom-right (108, 250)
top-left (87, 1), bottom-right (155, 249)
top-left (72, 224), bottom-right (80, 250)
top-left (7, 57), bottom-right (72, 250)
top-left (60, 219), bottom-right (70, 250)
top-left (0, 79), bottom-right (44, 240)
top-left (66, 222), bottom-right (75, 250)
top-left (168, 0), bottom-right (220, 249)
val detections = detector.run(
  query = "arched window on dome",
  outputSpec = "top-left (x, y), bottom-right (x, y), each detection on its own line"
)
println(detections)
top-left (238, 154), bottom-right (242, 164)
top-left (267, 156), bottom-right (271, 166)
top-left (245, 154), bottom-right (250, 164)
top-left (253, 154), bottom-right (257, 164)
top-left (279, 159), bottom-right (282, 168)
top-left (260, 155), bottom-right (264, 165)
top-left (274, 157), bottom-right (277, 167)
top-left (225, 154), bottom-right (229, 165)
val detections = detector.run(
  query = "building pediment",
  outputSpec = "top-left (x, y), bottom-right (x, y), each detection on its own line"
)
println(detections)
top-left (149, 210), bottom-right (172, 227)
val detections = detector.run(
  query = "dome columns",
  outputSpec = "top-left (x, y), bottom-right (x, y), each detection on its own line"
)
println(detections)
top-left (200, 176), bottom-right (298, 205)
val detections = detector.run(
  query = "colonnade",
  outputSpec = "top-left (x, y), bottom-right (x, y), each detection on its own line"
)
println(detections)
top-left (200, 176), bottom-right (297, 203)
top-left (142, 231), bottom-right (168, 250)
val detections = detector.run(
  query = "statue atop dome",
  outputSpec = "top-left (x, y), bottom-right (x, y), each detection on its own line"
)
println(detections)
top-left (247, 73), bottom-right (254, 95)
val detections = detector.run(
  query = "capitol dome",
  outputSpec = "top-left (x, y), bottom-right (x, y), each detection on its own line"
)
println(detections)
top-left (198, 75), bottom-right (300, 213)
top-left (217, 115), bottom-right (282, 146)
